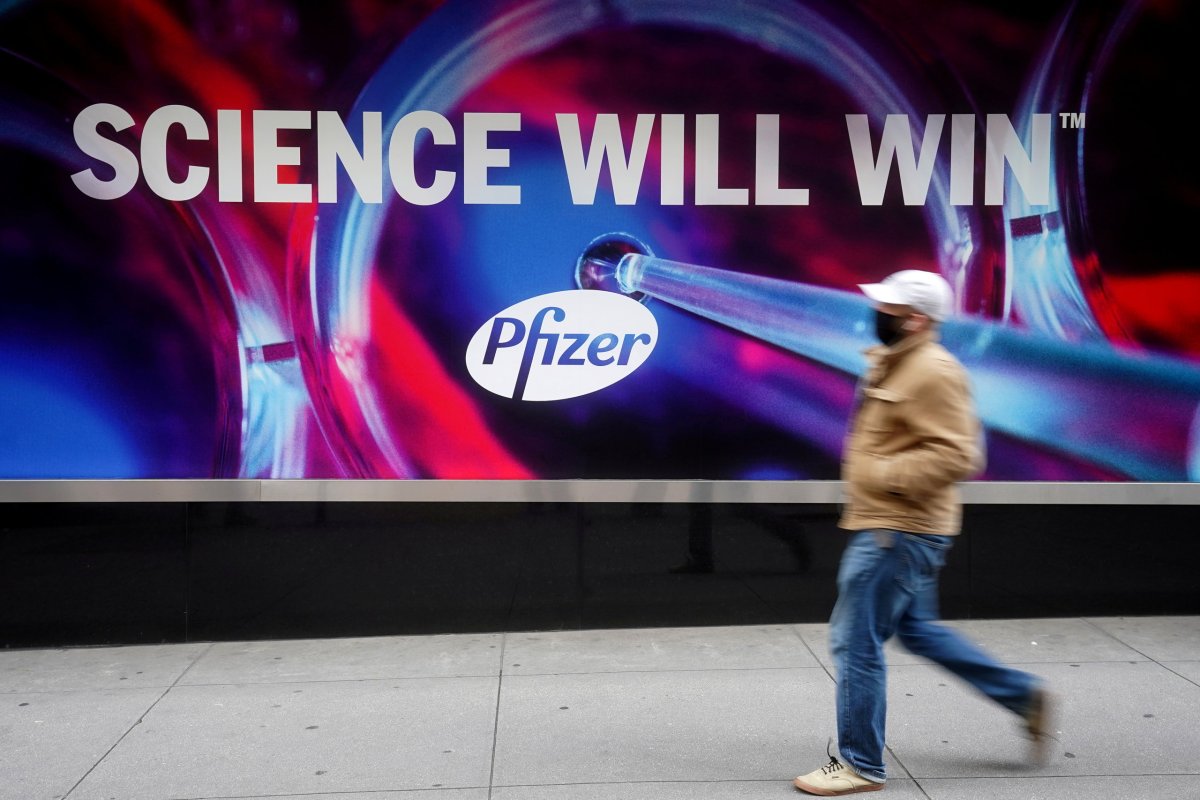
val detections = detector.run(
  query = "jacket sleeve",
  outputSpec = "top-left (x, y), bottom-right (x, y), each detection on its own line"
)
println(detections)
top-left (862, 361), bottom-right (984, 498)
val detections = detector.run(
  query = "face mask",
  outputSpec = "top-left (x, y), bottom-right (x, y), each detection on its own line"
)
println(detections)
top-left (874, 309), bottom-right (908, 345)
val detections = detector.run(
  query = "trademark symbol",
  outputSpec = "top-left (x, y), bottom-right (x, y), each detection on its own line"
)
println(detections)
top-left (1059, 112), bottom-right (1086, 129)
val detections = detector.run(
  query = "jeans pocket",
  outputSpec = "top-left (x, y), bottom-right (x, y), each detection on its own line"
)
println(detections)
top-left (898, 534), bottom-right (950, 593)
top-left (837, 530), bottom-right (888, 590)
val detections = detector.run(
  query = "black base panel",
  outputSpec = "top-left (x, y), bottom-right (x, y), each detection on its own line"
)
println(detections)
top-left (2, 502), bottom-right (1197, 647)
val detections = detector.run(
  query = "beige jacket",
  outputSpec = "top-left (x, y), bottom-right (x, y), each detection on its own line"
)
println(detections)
top-left (839, 328), bottom-right (984, 535)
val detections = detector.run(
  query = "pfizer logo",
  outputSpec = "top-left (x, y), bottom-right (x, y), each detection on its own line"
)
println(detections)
top-left (465, 290), bottom-right (658, 401)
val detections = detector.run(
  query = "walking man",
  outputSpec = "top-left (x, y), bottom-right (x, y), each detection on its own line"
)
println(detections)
top-left (793, 270), bottom-right (1053, 795)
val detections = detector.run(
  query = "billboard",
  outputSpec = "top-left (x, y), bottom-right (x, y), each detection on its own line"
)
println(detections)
top-left (1, 0), bottom-right (1198, 481)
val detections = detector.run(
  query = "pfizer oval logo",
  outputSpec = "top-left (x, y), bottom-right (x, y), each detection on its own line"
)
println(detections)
top-left (465, 290), bottom-right (658, 401)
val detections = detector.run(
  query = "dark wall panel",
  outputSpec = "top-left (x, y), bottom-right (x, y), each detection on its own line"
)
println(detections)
top-left (962, 505), bottom-right (1200, 618)
top-left (186, 503), bottom-right (528, 641)
top-left (0, 504), bottom-right (187, 646)
top-left (2, 502), bottom-right (1198, 648)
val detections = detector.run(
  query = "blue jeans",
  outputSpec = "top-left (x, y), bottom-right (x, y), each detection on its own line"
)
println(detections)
top-left (829, 530), bottom-right (1038, 783)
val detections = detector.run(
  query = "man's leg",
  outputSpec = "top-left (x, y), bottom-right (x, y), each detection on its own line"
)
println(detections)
top-left (894, 534), bottom-right (1037, 714)
top-left (828, 531), bottom-right (901, 784)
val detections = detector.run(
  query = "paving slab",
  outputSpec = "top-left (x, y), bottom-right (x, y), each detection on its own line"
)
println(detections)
top-left (0, 644), bottom-right (207, 693)
top-left (0, 688), bottom-right (160, 800)
top-left (493, 779), bottom-right (927, 799)
top-left (795, 617), bottom-right (1146, 669)
top-left (493, 667), bottom-right (868, 787)
top-left (1163, 661), bottom-right (1200, 685)
top-left (920, 775), bottom-right (1200, 799)
top-left (68, 678), bottom-right (498, 800)
top-left (1087, 616), bottom-right (1200, 661)
top-left (7, 619), bottom-right (1200, 800)
top-left (240, 792), bottom-right (488, 800)
top-left (503, 625), bottom-right (819, 675)
top-left (181, 634), bottom-right (503, 685)
top-left (885, 661), bottom-right (1200, 778)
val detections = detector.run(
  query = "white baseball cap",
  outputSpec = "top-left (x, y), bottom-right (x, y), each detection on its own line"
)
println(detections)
top-left (858, 270), bottom-right (954, 321)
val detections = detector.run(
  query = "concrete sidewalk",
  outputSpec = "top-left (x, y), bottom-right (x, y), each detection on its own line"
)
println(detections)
top-left (3, 616), bottom-right (1199, 800)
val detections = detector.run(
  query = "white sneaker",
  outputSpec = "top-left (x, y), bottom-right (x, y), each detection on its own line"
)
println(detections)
top-left (793, 749), bottom-right (884, 796)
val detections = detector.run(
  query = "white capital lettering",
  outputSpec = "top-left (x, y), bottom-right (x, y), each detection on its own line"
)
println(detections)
top-left (847, 114), bottom-right (944, 206)
top-left (70, 103), bottom-right (139, 200)
top-left (557, 113), bottom-right (654, 205)
top-left (253, 110), bottom-right (312, 203)
top-left (388, 110), bottom-right (456, 206)
top-left (464, 112), bottom-right (521, 205)
top-left (985, 113), bottom-right (1050, 206)
top-left (318, 111), bottom-right (382, 204)
top-left (141, 104), bottom-right (210, 201)
top-left (695, 115), bottom-right (748, 206)
top-left (754, 114), bottom-right (808, 206)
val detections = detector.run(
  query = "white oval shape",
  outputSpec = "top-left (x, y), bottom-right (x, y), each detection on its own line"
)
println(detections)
top-left (465, 290), bottom-right (658, 401)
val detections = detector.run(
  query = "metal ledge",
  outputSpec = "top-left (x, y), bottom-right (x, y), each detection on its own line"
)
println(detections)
top-left (1, 479), bottom-right (1200, 504)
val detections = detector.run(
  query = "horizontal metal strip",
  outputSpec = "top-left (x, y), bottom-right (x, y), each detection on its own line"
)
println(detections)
top-left (1, 479), bottom-right (1199, 504)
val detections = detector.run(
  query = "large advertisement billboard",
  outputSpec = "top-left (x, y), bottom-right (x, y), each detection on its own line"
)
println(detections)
top-left (1, 0), bottom-right (1198, 481)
